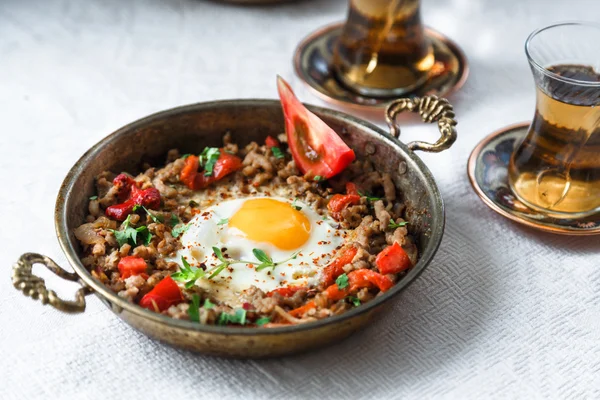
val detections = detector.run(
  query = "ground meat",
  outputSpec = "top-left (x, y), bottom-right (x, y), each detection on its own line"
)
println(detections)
top-left (77, 138), bottom-right (419, 328)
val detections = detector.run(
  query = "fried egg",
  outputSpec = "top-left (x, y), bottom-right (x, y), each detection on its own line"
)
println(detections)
top-left (171, 196), bottom-right (346, 303)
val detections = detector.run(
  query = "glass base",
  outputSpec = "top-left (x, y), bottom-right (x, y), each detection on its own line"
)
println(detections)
top-left (333, 69), bottom-right (428, 98)
top-left (508, 176), bottom-right (600, 220)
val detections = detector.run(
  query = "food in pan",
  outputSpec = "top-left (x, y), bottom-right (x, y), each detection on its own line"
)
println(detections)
top-left (75, 77), bottom-right (418, 327)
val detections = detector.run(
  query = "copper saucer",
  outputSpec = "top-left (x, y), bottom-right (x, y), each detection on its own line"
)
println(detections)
top-left (293, 22), bottom-right (469, 111)
top-left (467, 122), bottom-right (600, 235)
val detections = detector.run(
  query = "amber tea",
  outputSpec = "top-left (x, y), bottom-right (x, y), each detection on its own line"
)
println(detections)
top-left (509, 64), bottom-right (600, 217)
top-left (332, 0), bottom-right (434, 97)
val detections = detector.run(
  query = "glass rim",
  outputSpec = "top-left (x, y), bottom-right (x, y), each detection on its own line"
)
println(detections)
top-left (525, 21), bottom-right (600, 87)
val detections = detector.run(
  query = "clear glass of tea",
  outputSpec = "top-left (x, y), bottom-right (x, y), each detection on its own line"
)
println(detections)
top-left (508, 22), bottom-right (600, 218)
top-left (332, 0), bottom-right (435, 97)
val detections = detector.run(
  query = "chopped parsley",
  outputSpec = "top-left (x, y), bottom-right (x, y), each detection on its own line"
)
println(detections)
top-left (271, 146), bottom-right (285, 159)
top-left (291, 198), bottom-right (302, 211)
top-left (89, 195), bottom-right (98, 200)
top-left (171, 256), bottom-right (205, 288)
top-left (199, 147), bottom-right (220, 176)
top-left (217, 309), bottom-right (247, 326)
top-left (171, 223), bottom-right (190, 238)
top-left (217, 218), bottom-right (229, 226)
top-left (189, 200), bottom-right (199, 208)
top-left (347, 296), bottom-right (361, 307)
top-left (188, 294), bottom-right (201, 322)
top-left (336, 273), bottom-right (349, 289)
top-left (313, 175), bottom-right (324, 182)
top-left (203, 299), bottom-right (215, 309)
top-left (255, 317), bottom-right (271, 326)
top-left (110, 215), bottom-right (152, 247)
top-left (182, 153), bottom-right (191, 159)
top-left (388, 219), bottom-right (408, 229)
top-left (169, 214), bottom-right (179, 227)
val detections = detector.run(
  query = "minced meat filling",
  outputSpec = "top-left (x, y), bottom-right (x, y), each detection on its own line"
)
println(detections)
top-left (76, 134), bottom-right (418, 327)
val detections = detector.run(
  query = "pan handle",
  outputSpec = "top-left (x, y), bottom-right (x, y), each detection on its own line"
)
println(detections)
top-left (12, 253), bottom-right (92, 313)
top-left (385, 95), bottom-right (457, 153)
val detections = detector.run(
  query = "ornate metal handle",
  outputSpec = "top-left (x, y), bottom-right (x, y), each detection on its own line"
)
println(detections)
top-left (12, 253), bottom-right (91, 313)
top-left (385, 95), bottom-right (457, 152)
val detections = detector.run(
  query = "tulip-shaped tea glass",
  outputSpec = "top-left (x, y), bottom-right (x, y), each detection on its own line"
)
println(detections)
top-left (508, 22), bottom-right (600, 218)
top-left (332, 0), bottom-right (434, 97)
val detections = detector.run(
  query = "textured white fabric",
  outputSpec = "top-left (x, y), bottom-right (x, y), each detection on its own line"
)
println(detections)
top-left (1, 0), bottom-right (599, 399)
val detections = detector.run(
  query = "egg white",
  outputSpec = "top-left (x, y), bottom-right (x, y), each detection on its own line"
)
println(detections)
top-left (170, 196), bottom-right (346, 303)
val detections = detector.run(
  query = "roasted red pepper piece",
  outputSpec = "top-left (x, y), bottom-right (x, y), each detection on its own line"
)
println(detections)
top-left (105, 175), bottom-right (162, 221)
top-left (118, 256), bottom-right (148, 279)
top-left (327, 194), bottom-right (361, 220)
top-left (348, 269), bottom-right (394, 293)
top-left (321, 246), bottom-right (358, 287)
top-left (139, 276), bottom-right (183, 312)
top-left (113, 173), bottom-right (136, 202)
top-left (277, 76), bottom-right (355, 180)
top-left (345, 182), bottom-right (358, 196)
top-left (375, 242), bottom-right (412, 275)
top-left (267, 286), bottom-right (305, 298)
top-left (324, 284), bottom-right (349, 302)
top-left (179, 152), bottom-right (242, 190)
top-left (288, 301), bottom-right (316, 318)
top-left (106, 200), bottom-right (137, 221)
top-left (265, 136), bottom-right (279, 149)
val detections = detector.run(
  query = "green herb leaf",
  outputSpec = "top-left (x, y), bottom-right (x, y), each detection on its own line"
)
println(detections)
top-left (171, 223), bottom-right (189, 238)
top-left (347, 296), bottom-right (361, 307)
top-left (189, 200), bottom-right (199, 208)
top-left (314, 175), bottom-right (324, 182)
top-left (255, 250), bottom-right (300, 272)
top-left (141, 206), bottom-right (163, 223)
top-left (217, 218), bottom-right (229, 226)
top-left (271, 146), bottom-right (284, 159)
top-left (132, 204), bottom-right (141, 212)
top-left (89, 195), bottom-right (98, 200)
top-left (171, 256), bottom-right (205, 288)
top-left (110, 215), bottom-right (152, 248)
top-left (255, 316), bottom-right (271, 326)
top-left (213, 247), bottom-right (227, 263)
top-left (252, 249), bottom-right (273, 264)
top-left (208, 263), bottom-right (228, 280)
top-left (388, 219), bottom-right (408, 229)
top-left (169, 214), bottom-right (179, 227)
top-left (199, 147), bottom-right (220, 176)
top-left (358, 191), bottom-right (383, 203)
top-left (203, 299), bottom-right (215, 309)
top-left (291, 198), bottom-right (302, 211)
top-left (218, 309), bottom-right (247, 326)
top-left (136, 226), bottom-right (152, 246)
top-left (336, 273), bottom-right (349, 289)
top-left (188, 294), bottom-right (201, 322)
top-left (182, 153), bottom-right (191, 159)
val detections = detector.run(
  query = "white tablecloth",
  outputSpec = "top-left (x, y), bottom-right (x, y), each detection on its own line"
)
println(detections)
top-left (2, 0), bottom-right (599, 398)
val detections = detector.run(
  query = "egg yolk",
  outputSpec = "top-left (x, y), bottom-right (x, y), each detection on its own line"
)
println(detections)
top-left (229, 198), bottom-right (311, 250)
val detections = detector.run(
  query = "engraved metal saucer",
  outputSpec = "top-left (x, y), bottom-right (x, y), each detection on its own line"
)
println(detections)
top-left (293, 22), bottom-right (469, 111)
top-left (467, 122), bottom-right (600, 235)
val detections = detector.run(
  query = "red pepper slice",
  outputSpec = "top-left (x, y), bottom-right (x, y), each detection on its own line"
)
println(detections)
top-left (375, 242), bottom-right (412, 275)
top-left (327, 194), bottom-right (361, 220)
top-left (277, 76), bottom-right (355, 179)
top-left (267, 286), bottom-right (305, 297)
top-left (118, 256), bottom-right (148, 279)
top-left (321, 246), bottom-right (358, 287)
top-left (105, 175), bottom-right (162, 221)
top-left (265, 136), bottom-right (279, 149)
top-left (113, 174), bottom-right (136, 202)
top-left (348, 269), bottom-right (394, 293)
top-left (179, 152), bottom-right (242, 190)
top-left (324, 284), bottom-right (350, 302)
top-left (139, 276), bottom-right (183, 312)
